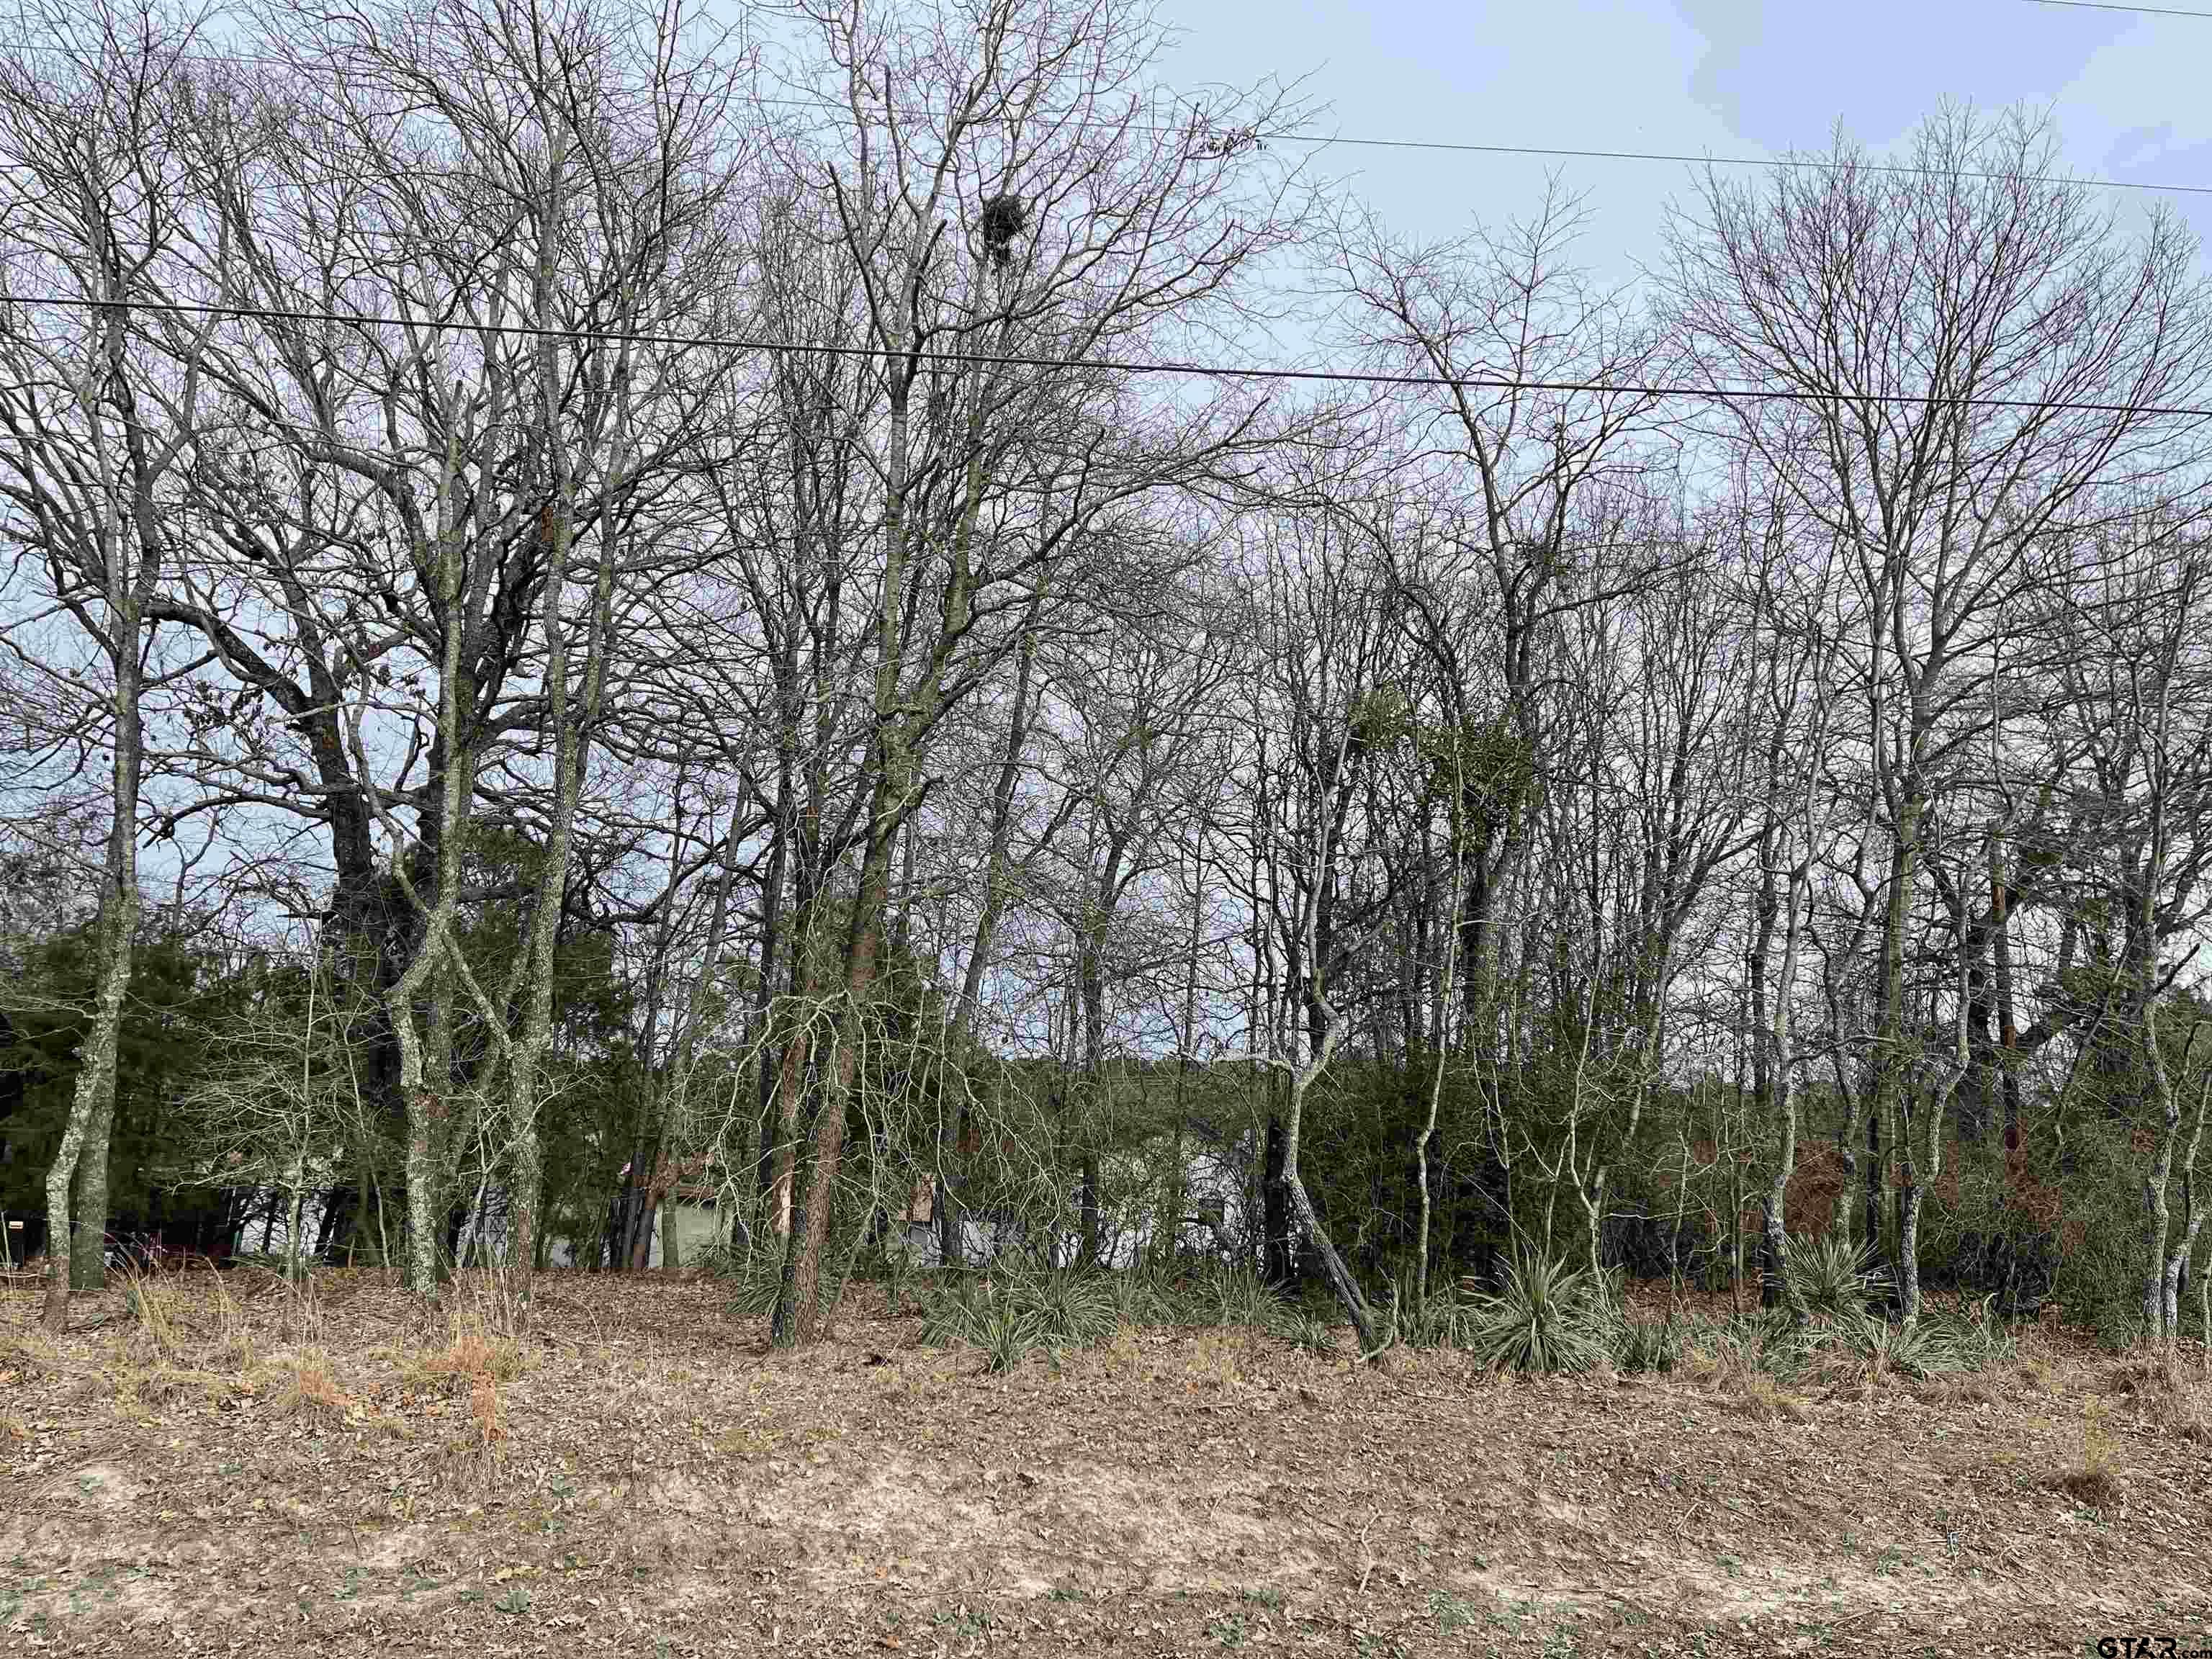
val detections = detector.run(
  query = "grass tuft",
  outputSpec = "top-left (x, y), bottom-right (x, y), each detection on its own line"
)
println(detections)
top-left (2048, 1400), bottom-right (2123, 1510)
top-left (269, 1346), bottom-right (355, 1423)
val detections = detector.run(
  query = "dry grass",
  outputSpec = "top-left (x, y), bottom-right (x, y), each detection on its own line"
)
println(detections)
top-left (1103, 1325), bottom-right (1143, 1375)
top-left (1926, 1370), bottom-right (2005, 1406)
top-left (2048, 1398), bottom-right (2125, 1510)
top-left (1732, 1370), bottom-right (1812, 1423)
top-left (1180, 1330), bottom-right (1245, 1390)
top-left (122, 1263), bottom-right (254, 1372)
top-left (269, 1347), bottom-right (356, 1424)
top-left (2016, 1354), bottom-right (2059, 1393)
top-left (0, 1317), bottom-right (60, 1382)
top-left (120, 1359), bottom-right (237, 1413)
top-left (400, 1306), bottom-right (523, 1395)
top-left (6, 1272), bottom-right (2212, 1657)
top-left (464, 1372), bottom-right (504, 1449)
top-left (2102, 1353), bottom-right (2212, 1442)
top-left (378, 1277), bottom-right (530, 1469)
top-left (273, 1272), bottom-right (328, 1346)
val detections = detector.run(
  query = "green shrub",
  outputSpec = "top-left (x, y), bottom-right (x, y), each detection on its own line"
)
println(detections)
top-left (916, 1269), bottom-right (1120, 1360)
top-left (1908, 1295), bottom-right (2016, 1372)
top-left (1614, 1316), bottom-right (1679, 1375)
top-left (1674, 1308), bottom-right (1827, 1381)
top-left (2038, 1120), bottom-right (2149, 1344)
top-left (1197, 1264), bottom-right (1282, 1330)
top-left (1787, 1233), bottom-right (1873, 1318)
top-left (1459, 1251), bottom-right (1617, 1375)
top-left (1386, 1267), bottom-right (1470, 1350)
top-left (917, 1276), bottom-right (992, 1348)
top-left (722, 1253), bottom-right (787, 1317)
top-left (692, 1240), bottom-right (743, 1280)
top-left (981, 1305), bottom-right (1046, 1373)
top-left (1111, 1268), bottom-right (1172, 1330)
top-left (1857, 1315), bottom-right (1963, 1377)
top-left (1274, 1312), bottom-right (1338, 1355)
top-left (1019, 1272), bottom-right (1119, 1349)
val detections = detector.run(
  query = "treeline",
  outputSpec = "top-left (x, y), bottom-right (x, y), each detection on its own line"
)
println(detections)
top-left (4, 0), bottom-right (2211, 1353)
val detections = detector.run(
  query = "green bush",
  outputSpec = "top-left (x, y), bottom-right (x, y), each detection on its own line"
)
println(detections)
top-left (981, 1304), bottom-right (1047, 1373)
top-left (1022, 1272), bottom-right (1119, 1348)
top-left (916, 1269), bottom-right (1120, 1359)
top-left (1910, 1295), bottom-right (2016, 1372)
top-left (1459, 1251), bottom-right (1617, 1375)
top-left (1614, 1316), bottom-right (1679, 1375)
top-left (1111, 1266), bottom-right (1174, 1329)
top-left (917, 1276), bottom-right (993, 1347)
top-left (1385, 1267), bottom-right (1470, 1350)
top-left (1273, 1312), bottom-right (1338, 1355)
top-left (2042, 1123), bottom-right (2153, 1349)
top-left (1184, 1263), bottom-right (1280, 1330)
top-left (1787, 1233), bottom-right (1873, 1318)
top-left (721, 1252), bottom-right (787, 1317)
top-left (1856, 1314), bottom-right (1964, 1377)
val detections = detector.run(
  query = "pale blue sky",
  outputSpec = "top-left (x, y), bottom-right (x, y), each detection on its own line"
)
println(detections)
top-left (1157, 0), bottom-right (2212, 287)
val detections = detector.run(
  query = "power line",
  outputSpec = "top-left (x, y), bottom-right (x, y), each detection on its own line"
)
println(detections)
top-left (10, 289), bottom-right (2212, 421)
top-left (2020, 0), bottom-right (2212, 19)
top-left (4, 38), bottom-right (2212, 202)
top-left (1105, 124), bottom-right (2212, 199)
top-left (763, 90), bottom-right (2212, 199)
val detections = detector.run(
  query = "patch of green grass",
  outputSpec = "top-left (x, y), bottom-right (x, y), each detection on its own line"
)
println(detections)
top-left (1429, 1588), bottom-right (1478, 1630)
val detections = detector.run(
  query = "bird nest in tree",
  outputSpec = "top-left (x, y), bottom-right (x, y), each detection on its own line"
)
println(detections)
top-left (979, 192), bottom-right (1026, 268)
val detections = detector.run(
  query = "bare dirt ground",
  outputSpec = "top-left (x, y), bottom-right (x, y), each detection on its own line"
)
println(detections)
top-left (3, 1269), bottom-right (2209, 1658)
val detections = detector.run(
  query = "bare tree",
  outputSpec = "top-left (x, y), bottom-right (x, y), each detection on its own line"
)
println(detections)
top-left (763, 0), bottom-right (1306, 1344)
top-left (1669, 107), bottom-right (2212, 1317)
top-left (0, 2), bottom-right (217, 1326)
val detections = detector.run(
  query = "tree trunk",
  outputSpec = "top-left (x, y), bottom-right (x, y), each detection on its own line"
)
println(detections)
top-left (1871, 795), bottom-right (1919, 1300)
top-left (42, 848), bottom-right (139, 1331)
top-left (1261, 1109), bottom-right (1292, 1284)
top-left (1282, 1030), bottom-right (1375, 1352)
top-left (68, 1086), bottom-right (117, 1292)
top-left (1080, 1153), bottom-right (1102, 1267)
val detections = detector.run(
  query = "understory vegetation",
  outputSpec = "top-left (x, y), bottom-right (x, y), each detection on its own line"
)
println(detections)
top-left (3, 0), bottom-right (2211, 1388)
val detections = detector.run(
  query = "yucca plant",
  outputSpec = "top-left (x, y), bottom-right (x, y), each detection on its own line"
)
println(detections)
top-left (1111, 1268), bottom-right (1172, 1331)
top-left (1853, 1296), bottom-right (2013, 1379)
top-left (918, 1276), bottom-right (993, 1348)
top-left (1857, 1313), bottom-right (1977, 1379)
top-left (1917, 1294), bottom-right (2015, 1371)
top-left (981, 1304), bottom-right (1047, 1374)
top-left (723, 1254), bottom-right (787, 1318)
top-left (1017, 1272), bottom-right (1120, 1349)
top-left (1460, 1252), bottom-right (1617, 1375)
top-left (1388, 1266), bottom-right (1467, 1350)
top-left (1206, 1264), bottom-right (1282, 1330)
top-left (1787, 1233), bottom-right (1874, 1318)
top-left (1274, 1311), bottom-right (1338, 1355)
top-left (1614, 1316), bottom-right (1679, 1375)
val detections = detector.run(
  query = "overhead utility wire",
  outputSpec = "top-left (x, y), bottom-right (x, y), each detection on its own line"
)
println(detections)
top-left (2021, 1), bottom-right (2212, 19)
top-left (1, 37), bottom-right (2210, 201)
top-left (11, 290), bottom-right (2212, 421)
